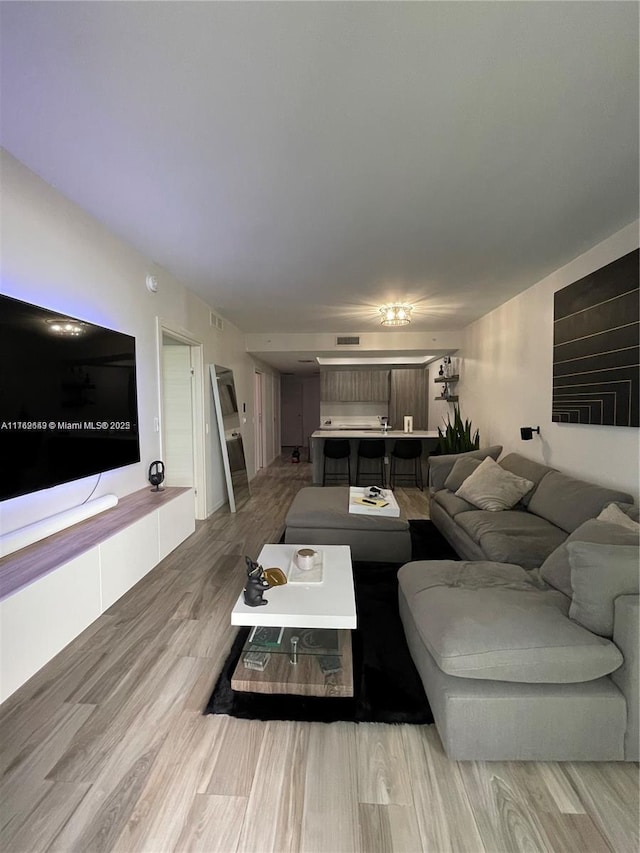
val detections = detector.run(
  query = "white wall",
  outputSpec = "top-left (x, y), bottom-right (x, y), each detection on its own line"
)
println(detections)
top-left (458, 221), bottom-right (639, 501)
top-left (0, 150), bottom-right (278, 534)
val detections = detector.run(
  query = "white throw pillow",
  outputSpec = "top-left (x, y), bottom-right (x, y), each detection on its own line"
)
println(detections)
top-left (597, 503), bottom-right (640, 534)
top-left (456, 456), bottom-right (535, 512)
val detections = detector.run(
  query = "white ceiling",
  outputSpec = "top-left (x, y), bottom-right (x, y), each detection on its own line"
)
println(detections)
top-left (1, 2), bottom-right (638, 349)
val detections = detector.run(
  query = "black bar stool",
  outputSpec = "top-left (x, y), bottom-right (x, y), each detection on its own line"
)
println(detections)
top-left (356, 439), bottom-right (386, 487)
top-left (322, 439), bottom-right (352, 486)
top-left (390, 439), bottom-right (423, 490)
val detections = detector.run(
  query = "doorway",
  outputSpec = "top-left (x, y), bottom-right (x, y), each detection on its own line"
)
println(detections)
top-left (254, 370), bottom-right (265, 470)
top-left (157, 322), bottom-right (206, 518)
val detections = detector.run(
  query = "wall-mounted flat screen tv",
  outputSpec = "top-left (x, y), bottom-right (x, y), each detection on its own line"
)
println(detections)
top-left (0, 294), bottom-right (140, 501)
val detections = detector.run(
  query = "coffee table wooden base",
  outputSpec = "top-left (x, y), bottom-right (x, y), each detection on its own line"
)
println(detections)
top-left (231, 630), bottom-right (353, 698)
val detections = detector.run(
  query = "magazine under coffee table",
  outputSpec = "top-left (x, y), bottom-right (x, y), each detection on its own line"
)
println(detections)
top-left (230, 544), bottom-right (356, 697)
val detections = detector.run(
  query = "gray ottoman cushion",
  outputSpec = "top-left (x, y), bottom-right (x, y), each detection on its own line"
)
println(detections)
top-left (286, 487), bottom-right (409, 532)
top-left (398, 561), bottom-right (623, 683)
top-left (455, 510), bottom-right (567, 569)
top-left (285, 486), bottom-right (411, 562)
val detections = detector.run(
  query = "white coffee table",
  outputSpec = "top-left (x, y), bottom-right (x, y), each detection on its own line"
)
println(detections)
top-left (230, 543), bottom-right (356, 697)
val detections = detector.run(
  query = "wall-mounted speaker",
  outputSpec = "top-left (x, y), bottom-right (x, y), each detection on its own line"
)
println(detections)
top-left (148, 460), bottom-right (165, 492)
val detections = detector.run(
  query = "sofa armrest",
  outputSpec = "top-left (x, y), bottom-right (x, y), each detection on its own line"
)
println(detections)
top-left (428, 445), bottom-right (503, 492)
top-left (610, 595), bottom-right (639, 761)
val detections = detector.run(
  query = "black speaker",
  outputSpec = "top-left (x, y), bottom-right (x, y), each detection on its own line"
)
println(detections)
top-left (520, 426), bottom-right (540, 441)
top-left (148, 460), bottom-right (165, 491)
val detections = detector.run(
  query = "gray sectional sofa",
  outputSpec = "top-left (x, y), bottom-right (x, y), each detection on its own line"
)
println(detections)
top-left (399, 449), bottom-right (639, 761)
top-left (428, 448), bottom-right (633, 568)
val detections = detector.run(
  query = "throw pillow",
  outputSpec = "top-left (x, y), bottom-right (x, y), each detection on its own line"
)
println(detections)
top-left (455, 456), bottom-right (535, 512)
top-left (597, 503), bottom-right (640, 534)
top-left (443, 457), bottom-right (482, 492)
top-left (540, 518), bottom-right (640, 597)
top-left (568, 541), bottom-right (640, 637)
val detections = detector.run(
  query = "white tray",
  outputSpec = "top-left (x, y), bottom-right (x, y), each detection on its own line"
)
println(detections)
top-left (288, 550), bottom-right (324, 584)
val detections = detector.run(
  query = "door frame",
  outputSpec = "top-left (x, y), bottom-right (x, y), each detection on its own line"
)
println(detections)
top-left (254, 369), bottom-right (266, 471)
top-left (156, 318), bottom-right (206, 519)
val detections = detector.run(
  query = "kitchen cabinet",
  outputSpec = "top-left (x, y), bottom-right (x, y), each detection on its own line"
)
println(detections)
top-left (389, 368), bottom-right (428, 429)
top-left (320, 370), bottom-right (389, 402)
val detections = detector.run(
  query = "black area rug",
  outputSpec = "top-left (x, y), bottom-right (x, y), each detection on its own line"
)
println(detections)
top-left (204, 520), bottom-right (458, 724)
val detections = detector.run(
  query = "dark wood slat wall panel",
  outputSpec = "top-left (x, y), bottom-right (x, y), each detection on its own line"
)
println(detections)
top-left (552, 249), bottom-right (639, 427)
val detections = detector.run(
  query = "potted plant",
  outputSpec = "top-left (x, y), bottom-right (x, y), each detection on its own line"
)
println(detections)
top-left (437, 405), bottom-right (480, 454)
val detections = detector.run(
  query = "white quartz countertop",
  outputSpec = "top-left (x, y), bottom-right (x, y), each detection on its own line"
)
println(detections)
top-left (311, 429), bottom-right (439, 439)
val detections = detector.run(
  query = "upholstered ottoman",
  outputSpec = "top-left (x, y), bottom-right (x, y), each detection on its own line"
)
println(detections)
top-left (284, 486), bottom-right (411, 563)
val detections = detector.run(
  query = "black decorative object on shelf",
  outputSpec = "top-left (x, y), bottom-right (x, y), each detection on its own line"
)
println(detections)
top-left (434, 373), bottom-right (459, 402)
top-left (148, 460), bottom-right (165, 492)
top-left (243, 556), bottom-right (269, 607)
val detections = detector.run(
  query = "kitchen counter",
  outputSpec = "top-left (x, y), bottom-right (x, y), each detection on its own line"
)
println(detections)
top-left (312, 429), bottom-right (438, 439)
top-left (309, 430), bottom-right (439, 485)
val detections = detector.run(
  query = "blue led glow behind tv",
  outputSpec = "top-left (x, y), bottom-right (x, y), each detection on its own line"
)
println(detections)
top-left (0, 294), bottom-right (141, 501)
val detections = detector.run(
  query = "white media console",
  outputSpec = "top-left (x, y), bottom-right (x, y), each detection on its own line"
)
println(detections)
top-left (0, 486), bottom-right (195, 702)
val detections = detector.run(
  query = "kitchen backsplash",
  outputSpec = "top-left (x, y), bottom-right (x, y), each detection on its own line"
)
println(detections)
top-left (320, 402), bottom-right (389, 427)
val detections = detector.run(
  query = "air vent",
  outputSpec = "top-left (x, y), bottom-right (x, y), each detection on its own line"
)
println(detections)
top-left (336, 335), bottom-right (360, 346)
top-left (209, 311), bottom-right (224, 331)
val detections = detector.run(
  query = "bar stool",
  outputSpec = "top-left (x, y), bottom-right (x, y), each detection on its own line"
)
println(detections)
top-left (322, 439), bottom-right (352, 486)
top-left (356, 439), bottom-right (386, 487)
top-left (390, 439), bottom-right (423, 490)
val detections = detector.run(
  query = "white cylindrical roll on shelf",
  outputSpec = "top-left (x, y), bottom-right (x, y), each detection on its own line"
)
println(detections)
top-left (403, 415), bottom-right (414, 433)
top-left (0, 493), bottom-right (119, 558)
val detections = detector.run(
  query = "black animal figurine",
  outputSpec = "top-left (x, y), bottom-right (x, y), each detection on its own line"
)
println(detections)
top-left (291, 446), bottom-right (301, 463)
top-left (243, 556), bottom-right (269, 607)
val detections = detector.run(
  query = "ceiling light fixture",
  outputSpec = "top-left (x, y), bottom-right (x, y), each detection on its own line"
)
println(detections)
top-left (380, 304), bottom-right (412, 326)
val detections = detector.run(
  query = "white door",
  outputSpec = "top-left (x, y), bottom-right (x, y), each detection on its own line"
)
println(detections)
top-left (161, 338), bottom-right (194, 486)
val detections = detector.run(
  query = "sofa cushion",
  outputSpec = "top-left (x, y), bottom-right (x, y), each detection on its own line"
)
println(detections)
top-left (497, 453), bottom-right (556, 507)
top-left (428, 446), bottom-right (503, 492)
top-left (432, 489), bottom-right (477, 518)
top-left (444, 456), bottom-right (482, 492)
top-left (597, 503), bottom-right (640, 533)
top-left (456, 510), bottom-right (566, 569)
top-left (397, 561), bottom-right (623, 683)
top-left (456, 457), bottom-right (535, 512)
top-left (527, 471), bottom-right (633, 534)
top-left (285, 486), bottom-right (409, 532)
top-left (622, 503), bottom-right (640, 524)
top-left (568, 542), bottom-right (640, 637)
top-left (540, 518), bottom-right (639, 596)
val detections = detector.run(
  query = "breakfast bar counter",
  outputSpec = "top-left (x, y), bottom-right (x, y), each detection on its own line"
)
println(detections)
top-left (309, 429), bottom-right (439, 485)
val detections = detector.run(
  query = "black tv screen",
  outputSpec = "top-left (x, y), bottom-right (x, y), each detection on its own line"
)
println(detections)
top-left (0, 295), bottom-right (140, 501)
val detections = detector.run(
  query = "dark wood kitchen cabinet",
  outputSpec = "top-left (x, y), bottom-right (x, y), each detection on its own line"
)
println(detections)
top-left (320, 370), bottom-right (389, 402)
top-left (389, 368), bottom-right (428, 429)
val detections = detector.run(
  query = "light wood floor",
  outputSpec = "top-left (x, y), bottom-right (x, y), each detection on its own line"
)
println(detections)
top-left (1, 456), bottom-right (638, 853)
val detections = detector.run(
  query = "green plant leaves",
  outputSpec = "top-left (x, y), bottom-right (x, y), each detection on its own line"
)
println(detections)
top-left (437, 405), bottom-right (480, 454)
